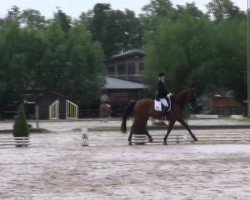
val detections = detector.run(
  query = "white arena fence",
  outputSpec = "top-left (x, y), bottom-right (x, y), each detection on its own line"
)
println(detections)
top-left (131, 132), bottom-right (250, 145)
top-left (0, 137), bottom-right (30, 147)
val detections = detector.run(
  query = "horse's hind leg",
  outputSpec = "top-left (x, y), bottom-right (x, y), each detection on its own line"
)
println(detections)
top-left (146, 131), bottom-right (153, 142)
top-left (164, 121), bottom-right (175, 145)
top-left (128, 124), bottom-right (134, 145)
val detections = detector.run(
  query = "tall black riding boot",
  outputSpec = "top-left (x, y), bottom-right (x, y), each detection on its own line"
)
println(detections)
top-left (162, 106), bottom-right (169, 119)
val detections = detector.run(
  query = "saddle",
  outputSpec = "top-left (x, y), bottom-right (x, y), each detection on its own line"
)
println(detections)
top-left (154, 100), bottom-right (162, 111)
top-left (154, 94), bottom-right (174, 112)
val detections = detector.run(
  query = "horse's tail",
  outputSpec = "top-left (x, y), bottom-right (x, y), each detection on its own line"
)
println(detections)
top-left (121, 100), bottom-right (136, 133)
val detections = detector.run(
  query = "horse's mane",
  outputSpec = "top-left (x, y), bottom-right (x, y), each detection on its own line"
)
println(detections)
top-left (175, 89), bottom-right (192, 107)
top-left (177, 89), bottom-right (191, 96)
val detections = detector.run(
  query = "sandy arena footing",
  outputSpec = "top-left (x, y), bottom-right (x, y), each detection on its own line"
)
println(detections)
top-left (0, 119), bottom-right (250, 199)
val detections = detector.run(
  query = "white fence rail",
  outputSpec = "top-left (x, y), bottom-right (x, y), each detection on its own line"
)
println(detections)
top-left (132, 132), bottom-right (250, 145)
top-left (0, 137), bottom-right (30, 147)
top-left (66, 100), bottom-right (79, 119)
top-left (49, 100), bottom-right (59, 119)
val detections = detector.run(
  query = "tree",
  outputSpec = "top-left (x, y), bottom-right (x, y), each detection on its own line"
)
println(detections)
top-left (67, 23), bottom-right (104, 104)
top-left (208, 20), bottom-right (247, 99)
top-left (91, 3), bottom-right (111, 43)
top-left (144, 10), bottom-right (213, 92)
top-left (140, 0), bottom-right (176, 33)
top-left (79, 10), bottom-right (92, 31)
top-left (53, 8), bottom-right (72, 32)
top-left (0, 18), bottom-right (4, 27)
top-left (142, 0), bottom-right (175, 18)
top-left (33, 22), bottom-right (104, 105)
top-left (80, 3), bottom-right (143, 57)
top-left (0, 7), bottom-right (106, 118)
top-left (20, 9), bottom-right (46, 29)
top-left (207, 0), bottom-right (246, 21)
top-left (143, 2), bottom-right (247, 101)
top-left (0, 20), bottom-right (28, 103)
top-left (0, 19), bottom-right (44, 118)
top-left (34, 23), bottom-right (68, 92)
top-left (175, 3), bottom-right (206, 20)
top-left (6, 6), bottom-right (21, 21)
top-left (103, 9), bottom-right (143, 56)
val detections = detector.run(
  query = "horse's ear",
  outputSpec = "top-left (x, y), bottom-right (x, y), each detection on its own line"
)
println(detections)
top-left (190, 88), bottom-right (197, 94)
top-left (191, 88), bottom-right (196, 92)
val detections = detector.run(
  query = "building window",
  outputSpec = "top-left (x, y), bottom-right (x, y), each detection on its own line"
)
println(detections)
top-left (117, 63), bottom-right (126, 75)
top-left (107, 65), bottom-right (115, 75)
top-left (139, 62), bottom-right (144, 74)
top-left (128, 62), bottom-right (136, 75)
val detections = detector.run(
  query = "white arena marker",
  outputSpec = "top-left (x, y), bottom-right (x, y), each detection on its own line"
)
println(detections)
top-left (132, 134), bottom-right (147, 145)
top-left (81, 126), bottom-right (89, 146)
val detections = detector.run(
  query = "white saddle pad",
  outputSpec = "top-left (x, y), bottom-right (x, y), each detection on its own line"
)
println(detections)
top-left (154, 100), bottom-right (162, 111)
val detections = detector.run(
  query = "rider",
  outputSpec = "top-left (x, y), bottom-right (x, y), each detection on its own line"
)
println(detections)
top-left (156, 72), bottom-right (171, 117)
top-left (100, 93), bottom-right (110, 104)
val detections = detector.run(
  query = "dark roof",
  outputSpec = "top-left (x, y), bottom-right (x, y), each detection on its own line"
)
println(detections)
top-left (104, 77), bottom-right (147, 90)
top-left (105, 49), bottom-right (145, 63)
top-left (34, 91), bottom-right (69, 101)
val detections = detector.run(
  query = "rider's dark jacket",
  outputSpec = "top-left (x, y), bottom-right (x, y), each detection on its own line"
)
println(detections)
top-left (156, 79), bottom-right (169, 100)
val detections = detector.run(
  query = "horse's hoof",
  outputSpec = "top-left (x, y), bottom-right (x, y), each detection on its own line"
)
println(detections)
top-left (163, 141), bottom-right (167, 145)
top-left (128, 141), bottom-right (133, 145)
top-left (149, 139), bottom-right (153, 143)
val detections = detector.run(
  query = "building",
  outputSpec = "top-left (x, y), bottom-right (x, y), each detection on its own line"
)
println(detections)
top-left (204, 88), bottom-right (244, 115)
top-left (211, 96), bottom-right (244, 116)
top-left (103, 77), bottom-right (148, 115)
top-left (103, 49), bottom-right (148, 115)
top-left (35, 91), bottom-right (79, 120)
top-left (104, 49), bottom-right (145, 83)
top-left (2, 91), bottom-right (79, 120)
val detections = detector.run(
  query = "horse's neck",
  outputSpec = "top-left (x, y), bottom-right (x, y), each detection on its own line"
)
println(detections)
top-left (175, 91), bottom-right (188, 108)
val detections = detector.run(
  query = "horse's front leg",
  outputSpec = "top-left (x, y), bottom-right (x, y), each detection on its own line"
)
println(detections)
top-left (179, 119), bottom-right (198, 142)
top-left (164, 120), bottom-right (175, 145)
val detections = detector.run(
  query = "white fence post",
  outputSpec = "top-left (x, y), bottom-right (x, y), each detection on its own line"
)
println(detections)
top-left (35, 105), bottom-right (39, 128)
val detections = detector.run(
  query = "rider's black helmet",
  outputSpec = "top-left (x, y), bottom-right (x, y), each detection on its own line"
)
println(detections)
top-left (158, 72), bottom-right (165, 77)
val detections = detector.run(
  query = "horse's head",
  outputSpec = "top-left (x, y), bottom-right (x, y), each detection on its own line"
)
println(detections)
top-left (186, 88), bottom-right (197, 107)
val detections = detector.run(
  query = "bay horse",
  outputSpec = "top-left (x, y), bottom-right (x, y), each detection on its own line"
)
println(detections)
top-left (121, 89), bottom-right (198, 145)
top-left (99, 103), bottom-right (111, 122)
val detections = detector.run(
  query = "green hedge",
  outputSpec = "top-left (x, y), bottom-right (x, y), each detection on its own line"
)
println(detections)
top-left (13, 104), bottom-right (30, 137)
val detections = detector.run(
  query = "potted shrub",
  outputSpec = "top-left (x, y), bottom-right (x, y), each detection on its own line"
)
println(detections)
top-left (13, 103), bottom-right (30, 147)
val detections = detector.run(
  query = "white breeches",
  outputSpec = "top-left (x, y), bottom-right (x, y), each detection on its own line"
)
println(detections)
top-left (159, 98), bottom-right (168, 107)
top-left (160, 96), bottom-right (171, 112)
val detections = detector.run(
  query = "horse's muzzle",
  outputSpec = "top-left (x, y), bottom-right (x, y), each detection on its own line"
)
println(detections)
top-left (190, 100), bottom-right (197, 108)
